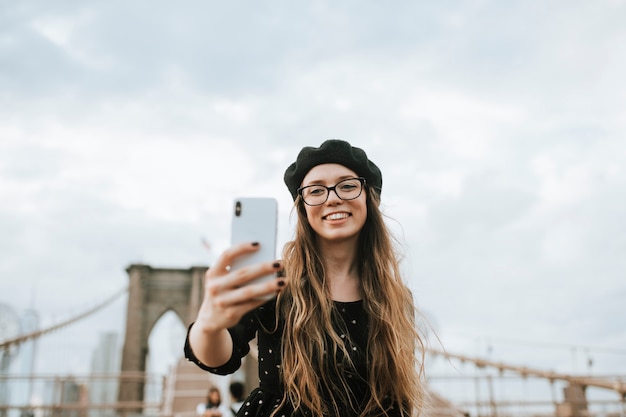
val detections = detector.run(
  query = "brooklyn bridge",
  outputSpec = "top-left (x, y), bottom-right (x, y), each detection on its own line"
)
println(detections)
top-left (1, 265), bottom-right (625, 417)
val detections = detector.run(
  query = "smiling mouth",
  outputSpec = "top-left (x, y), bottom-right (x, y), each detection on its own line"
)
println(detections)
top-left (323, 212), bottom-right (350, 220)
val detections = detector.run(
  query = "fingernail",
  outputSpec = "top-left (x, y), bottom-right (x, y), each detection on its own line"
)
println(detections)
top-left (276, 269), bottom-right (285, 278)
top-left (251, 242), bottom-right (259, 246)
top-left (277, 280), bottom-right (285, 287)
top-left (272, 262), bottom-right (281, 269)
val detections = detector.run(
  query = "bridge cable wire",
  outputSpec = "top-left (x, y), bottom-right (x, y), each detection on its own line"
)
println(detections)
top-left (0, 286), bottom-right (128, 350)
top-left (426, 348), bottom-right (626, 397)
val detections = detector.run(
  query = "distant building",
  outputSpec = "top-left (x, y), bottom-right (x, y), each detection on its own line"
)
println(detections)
top-left (47, 377), bottom-right (88, 417)
top-left (13, 309), bottom-right (39, 417)
top-left (89, 332), bottom-right (120, 417)
top-left (0, 303), bottom-right (21, 417)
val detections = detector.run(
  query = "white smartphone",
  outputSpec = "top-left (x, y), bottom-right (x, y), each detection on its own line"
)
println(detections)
top-left (230, 197), bottom-right (278, 288)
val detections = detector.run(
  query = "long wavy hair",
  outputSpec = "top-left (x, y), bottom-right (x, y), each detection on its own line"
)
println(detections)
top-left (276, 186), bottom-right (426, 417)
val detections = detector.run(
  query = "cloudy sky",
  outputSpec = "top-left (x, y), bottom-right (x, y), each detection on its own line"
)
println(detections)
top-left (2, 0), bottom-right (625, 396)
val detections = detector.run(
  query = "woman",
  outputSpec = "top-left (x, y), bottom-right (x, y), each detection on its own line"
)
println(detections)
top-left (185, 140), bottom-right (426, 417)
top-left (198, 386), bottom-right (228, 417)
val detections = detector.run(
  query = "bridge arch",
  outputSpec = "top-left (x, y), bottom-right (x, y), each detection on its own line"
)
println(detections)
top-left (118, 264), bottom-right (207, 407)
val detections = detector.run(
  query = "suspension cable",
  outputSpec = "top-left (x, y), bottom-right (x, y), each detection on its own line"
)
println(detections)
top-left (0, 287), bottom-right (127, 350)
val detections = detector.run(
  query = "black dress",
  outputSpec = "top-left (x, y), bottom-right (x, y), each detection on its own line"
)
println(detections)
top-left (184, 298), bottom-right (399, 417)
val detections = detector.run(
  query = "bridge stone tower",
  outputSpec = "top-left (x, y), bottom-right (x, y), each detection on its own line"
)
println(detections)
top-left (118, 264), bottom-right (207, 409)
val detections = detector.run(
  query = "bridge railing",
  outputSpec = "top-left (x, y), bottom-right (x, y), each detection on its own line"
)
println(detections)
top-left (0, 372), bottom-right (163, 417)
top-left (2, 370), bottom-right (626, 417)
top-left (427, 371), bottom-right (626, 417)
top-left (426, 347), bottom-right (626, 417)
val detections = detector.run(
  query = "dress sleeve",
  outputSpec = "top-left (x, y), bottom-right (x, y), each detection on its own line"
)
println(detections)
top-left (183, 309), bottom-right (259, 375)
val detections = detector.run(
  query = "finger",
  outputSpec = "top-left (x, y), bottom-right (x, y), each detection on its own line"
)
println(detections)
top-left (229, 260), bottom-right (283, 288)
top-left (224, 296), bottom-right (275, 317)
top-left (208, 242), bottom-right (261, 277)
top-left (205, 259), bottom-right (282, 297)
top-left (215, 275), bottom-right (287, 308)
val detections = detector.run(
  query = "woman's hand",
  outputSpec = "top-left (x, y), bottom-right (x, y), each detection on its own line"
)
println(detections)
top-left (188, 241), bottom-right (286, 367)
top-left (195, 241), bottom-right (286, 332)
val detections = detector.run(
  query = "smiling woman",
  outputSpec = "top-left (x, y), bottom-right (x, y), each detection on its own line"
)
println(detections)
top-left (298, 164), bottom-right (368, 244)
top-left (185, 139), bottom-right (426, 417)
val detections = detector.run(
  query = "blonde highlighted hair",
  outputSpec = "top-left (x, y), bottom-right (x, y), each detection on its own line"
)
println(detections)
top-left (276, 187), bottom-right (426, 417)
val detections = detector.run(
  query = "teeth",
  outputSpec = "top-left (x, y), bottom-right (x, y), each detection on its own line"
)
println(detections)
top-left (326, 212), bottom-right (349, 220)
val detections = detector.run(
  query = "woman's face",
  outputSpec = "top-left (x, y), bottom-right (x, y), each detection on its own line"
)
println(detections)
top-left (209, 389), bottom-right (220, 403)
top-left (301, 163), bottom-right (367, 243)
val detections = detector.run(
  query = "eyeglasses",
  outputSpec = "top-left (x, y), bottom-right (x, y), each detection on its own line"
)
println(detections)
top-left (297, 177), bottom-right (366, 206)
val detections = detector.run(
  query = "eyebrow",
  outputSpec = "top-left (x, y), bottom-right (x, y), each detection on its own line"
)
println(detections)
top-left (303, 175), bottom-right (356, 186)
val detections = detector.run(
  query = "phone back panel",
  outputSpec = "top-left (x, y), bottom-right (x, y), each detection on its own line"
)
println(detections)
top-left (230, 197), bottom-right (278, 283)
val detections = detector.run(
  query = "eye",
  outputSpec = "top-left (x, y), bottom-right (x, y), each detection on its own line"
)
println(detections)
top-left (338, 179), bottom-right (360, 191)
top-left (306, 186), bottom-right (326, 196)
top-left (339, 183), bottom-right (357, 191)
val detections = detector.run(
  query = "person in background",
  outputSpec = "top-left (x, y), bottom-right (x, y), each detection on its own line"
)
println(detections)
top-left (197, 386), bottom-right (228, 417)
top-left (185, 139), bottom-right (426, 416)
top-left (228, 381), bottom-right (246, 416)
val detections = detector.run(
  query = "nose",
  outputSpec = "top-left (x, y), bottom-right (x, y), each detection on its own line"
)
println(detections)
top-left (326, 187), bottom-right (342, 204)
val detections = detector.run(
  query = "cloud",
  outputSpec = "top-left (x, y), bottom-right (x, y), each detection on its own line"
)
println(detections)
top-left (1, 0), bottom-right (626, 385)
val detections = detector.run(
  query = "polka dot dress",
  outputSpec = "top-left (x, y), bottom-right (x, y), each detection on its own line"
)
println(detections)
top-left (185, 299), bottom-right (401, 416)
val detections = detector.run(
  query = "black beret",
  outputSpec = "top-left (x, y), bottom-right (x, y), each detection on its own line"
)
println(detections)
top-left (284, 139), bottom-right (382, 200)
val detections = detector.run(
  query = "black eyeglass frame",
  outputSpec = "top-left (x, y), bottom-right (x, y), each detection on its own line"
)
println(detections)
top-left (297, 177), bottom-right (367, 206)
